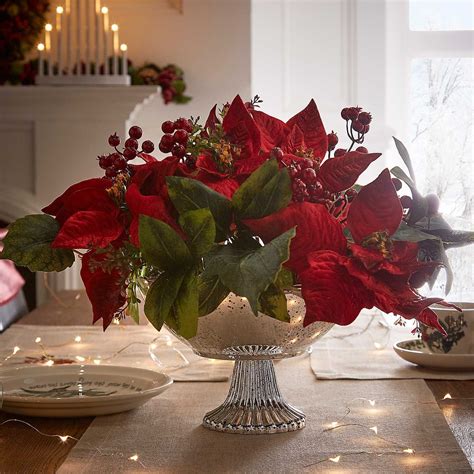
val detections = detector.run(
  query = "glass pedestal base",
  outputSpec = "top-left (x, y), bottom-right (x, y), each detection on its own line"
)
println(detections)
top-left (202, 346), bottom-right (305, 434)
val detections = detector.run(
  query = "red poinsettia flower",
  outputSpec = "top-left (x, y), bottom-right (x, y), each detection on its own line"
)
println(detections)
top-left (80, 250), bottom-right (129, 330)
top-left (126, 157), bottom-right (181, 246)
top-left (299, 169), bottom-right (453, 332)
top-left (244, 202), bottom-right (347, 274)
top-left (42, 178), bottom-right (124, 249)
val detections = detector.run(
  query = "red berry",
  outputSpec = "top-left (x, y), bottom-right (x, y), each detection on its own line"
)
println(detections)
top-left (171, 143), bottom-right (186, 158)
top-left (128, 126), bottom-right (143, 140)
top-left (108, 133), bottom-right (120, 147)
top-left (363, 124), bottom-right (370, 134)
top-left (301, 158), bottom-right (313, 169)
top-left (302, 167), bottom-right (317, 183)
top-left (358, 111), bottom-right (372, 125)
top-left (293, 178), bottom-right (306, 190)
top-left (334, 148), bottom-right (347, 157)
top-left (174, 129), bottom-right (189, 145)
top-left (105, 168), bottom-right (117, 178)
top-left (270, 147), bottom-right (284, 160)
top-left (142, 140), bottom-right (155, 153)
top-left (352, 120), bottom-right (364, 133)
top-left (426, 193), bottom-right (440, 216)
top-left (356, 146), bottom-right (368, 153)
top-left (341, 108), bottom-right (350, 120)
top-left (123, 148), bottom-right (137, 160)
top-left (175, 118), bottom-right (193, 133)
top-left (98, 155), bottom-right (110, 169)
top-left (346, 107), bottom-right (361, 121)
top-left (289, 166), bottom-right (299, 178)
top-left (392, 178), bottom-right (402, 191)
top-left (185, 156), bottom-right (196, 170)
top-left (125, 138), bottom-right (138, 150)
top-left (161, 120), bottom-right (175, 134)
top-left (400, 195), bottom-right (413, 209)
top-left (114, 156), bottom-right (127, 171)
top-left (327, 131), bottom-right (338, 150)
top-left (159, 134), bottom-right (174, 153)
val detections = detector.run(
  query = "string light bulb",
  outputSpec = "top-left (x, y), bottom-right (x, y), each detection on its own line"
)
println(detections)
top-left (129, 454), bottom-right (139, 461)
top-left (373, 342), bottom-right (383, 350)
top-left (56, 6), bottom-right (64, 14)
top-left (75, 356), bottom-right (86, 362)
top-left (442, 393), bottom-right (452, 400)
top-left (45, 360), bottom-right (54, 366)
top-left (403, 448), bottom-right (414, 454)
top-left (74, 336), bottom-right (82, 343)
top-left (111, 23), bottom-right (118, 31)
top-left (120, 43), bottom-right (128, 52)
top-left (45, 23), bottom-right (53, 32)
top-left (329, 421), bottom-right (338, 428)
top-left (329, 456), bottom-right (341, 463)
top-left (12, 346), bottom-right (20, 355)
top-left (370, 426), bottom-right (378, 434)
top-left (35, 337), bottom-right (42, 343)
top-left (59, 435), bottom-right (70, 442)
top-left (368, 399), bottom-right (376, 406)
top-left (37, 43), bottom-right (45, 51)
top-left (101, 6), bottom-right (108, 14)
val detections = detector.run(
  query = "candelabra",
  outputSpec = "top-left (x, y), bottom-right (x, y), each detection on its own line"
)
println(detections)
top-left (36, 1), bottom-right (130, 86)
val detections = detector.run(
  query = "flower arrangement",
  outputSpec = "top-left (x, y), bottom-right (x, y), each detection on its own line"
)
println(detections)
top-left (2, 95), bottom-right (472, 338)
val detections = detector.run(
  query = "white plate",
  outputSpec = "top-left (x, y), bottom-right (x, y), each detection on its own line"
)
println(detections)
top-left (394, 339), bottom-right (474, 371)
top-left (0, 365), bottom-right (172, 417)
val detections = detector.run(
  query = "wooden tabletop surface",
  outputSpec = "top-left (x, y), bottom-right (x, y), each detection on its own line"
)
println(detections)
top-left (0, 291), bottom-right (472, 473)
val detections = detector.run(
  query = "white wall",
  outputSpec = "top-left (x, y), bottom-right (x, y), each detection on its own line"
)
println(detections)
top-left (45, 0), bottom-right (252, 148)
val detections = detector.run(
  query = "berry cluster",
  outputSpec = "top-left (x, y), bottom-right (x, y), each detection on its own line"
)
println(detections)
top-left (339, 106), bottom-right (372, 153)
top-left (286, 156), bottom-right (333, 205)
top-left (98, 126), bottom-right (155, 178)
top-left (159, 118), bottom-right (197, 169)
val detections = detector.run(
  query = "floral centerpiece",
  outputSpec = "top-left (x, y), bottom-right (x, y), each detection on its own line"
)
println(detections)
top-left (2, 95), bottom-right (472, 433)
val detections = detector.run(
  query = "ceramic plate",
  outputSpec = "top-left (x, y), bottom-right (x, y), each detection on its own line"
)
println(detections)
top-left (0, 364), bottom-right (172, 417)
top-left (394, 339), bottom-right (474, 371)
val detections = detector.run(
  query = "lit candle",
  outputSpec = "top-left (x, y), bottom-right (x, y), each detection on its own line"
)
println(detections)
top-left (37, 43), bottom-right (45, 77)
top-left (85, 0), bottom-right (91, 74)
top-left (120, 43), bottom-right (127, 76)
top-left (56, 7), bottom-right (64, 74)
top-left (66, 0), bottom-right (71, 73)
top-left (101, 6), bottom-right (109, 75)
top-left (94, 0), bottom-right (101, 74)
top-left (45, 23), bottom-right (52, 75)
top-left (111, 24), bottom-right (119, 74)
top-left (76, 0), bottom-right (81, 75)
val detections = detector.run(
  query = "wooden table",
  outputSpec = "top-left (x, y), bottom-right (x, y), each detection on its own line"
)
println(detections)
top-left (0, 291), bottom-right (473, 473)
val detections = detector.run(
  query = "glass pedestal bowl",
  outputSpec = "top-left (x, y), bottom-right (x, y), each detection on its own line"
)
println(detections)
top-left (167, 290), bottom-right (333, 434)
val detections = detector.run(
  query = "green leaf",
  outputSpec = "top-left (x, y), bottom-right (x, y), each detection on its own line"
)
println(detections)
top-left (0, 214), bottom-right (74, 272)
top-left (258, 284), bottom-right (290, 322)
top-left (203, 227), bottom-right (296, 314)
top-left (392, 222), bottom-right (440, 243)
top-left (139, 215), bottom-right (192, 272)
top-left (126, 301), bottom-right (140, 324)
top-left (178, 208), bottom-right (216, 257)
top-left (393, 137), bottom-right (416, 185)
top-left (166, 176), bottom-right (232, 241)
top-left (274, 266), bottom-right (295, 290)
top-left (232, 159), bottom-right (291, 218)
top-left (172, 269), bottom-right (199, 339)
top-left (144, 272), bottom-right (185, 331)
top-left (198, 273), bottom-right (229, 316)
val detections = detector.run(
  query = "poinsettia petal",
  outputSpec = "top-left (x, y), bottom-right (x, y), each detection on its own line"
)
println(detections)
top-left (205, 104), bottom-right (219, 133)
top-left (196, 153), bottom-right (228, 178)
top-left (318, 151), bottom-right (381, 193)
top-left (222, 95), bottom-right (261, 156)
top-left (196, 171), bottom-right (239, 199)
top-left (244, 202), bottom-right (347, 274)
top-left (130, 156), bottom-right (179, 194)
top-left (52, 211), bottom-right (123, 249)
top-left (233, 153), bottom-right (268, 177)
top-left (137, 153), bottom-right (158, 163)
top-left (281, 124), bottom-right (306, 154)
top-left (252, 110), bottom-right (289, 152)
top-left (286, 99), bottom-right (327, 158)
top-left (301, 250), bottom-right (373, 326)
top-left (80, 251), bottom-right (127, 330)
top-left (42, 178), bottom-right (112, 216)
top-left (417, 308), bottom-right (446, 335)
top-left (347, 169), bottom-right (403, 243)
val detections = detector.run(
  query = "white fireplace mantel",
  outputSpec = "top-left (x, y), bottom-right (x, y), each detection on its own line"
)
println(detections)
top-left (0, 85), bottom-right (160, 296)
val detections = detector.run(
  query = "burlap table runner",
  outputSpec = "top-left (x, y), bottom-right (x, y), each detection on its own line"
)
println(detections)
top-left (58, 357), bottom-right (471, 473)
top-left (0, 324), bottom-right (232, 382)
top-left (311, 311), bottom-right (474, 380)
